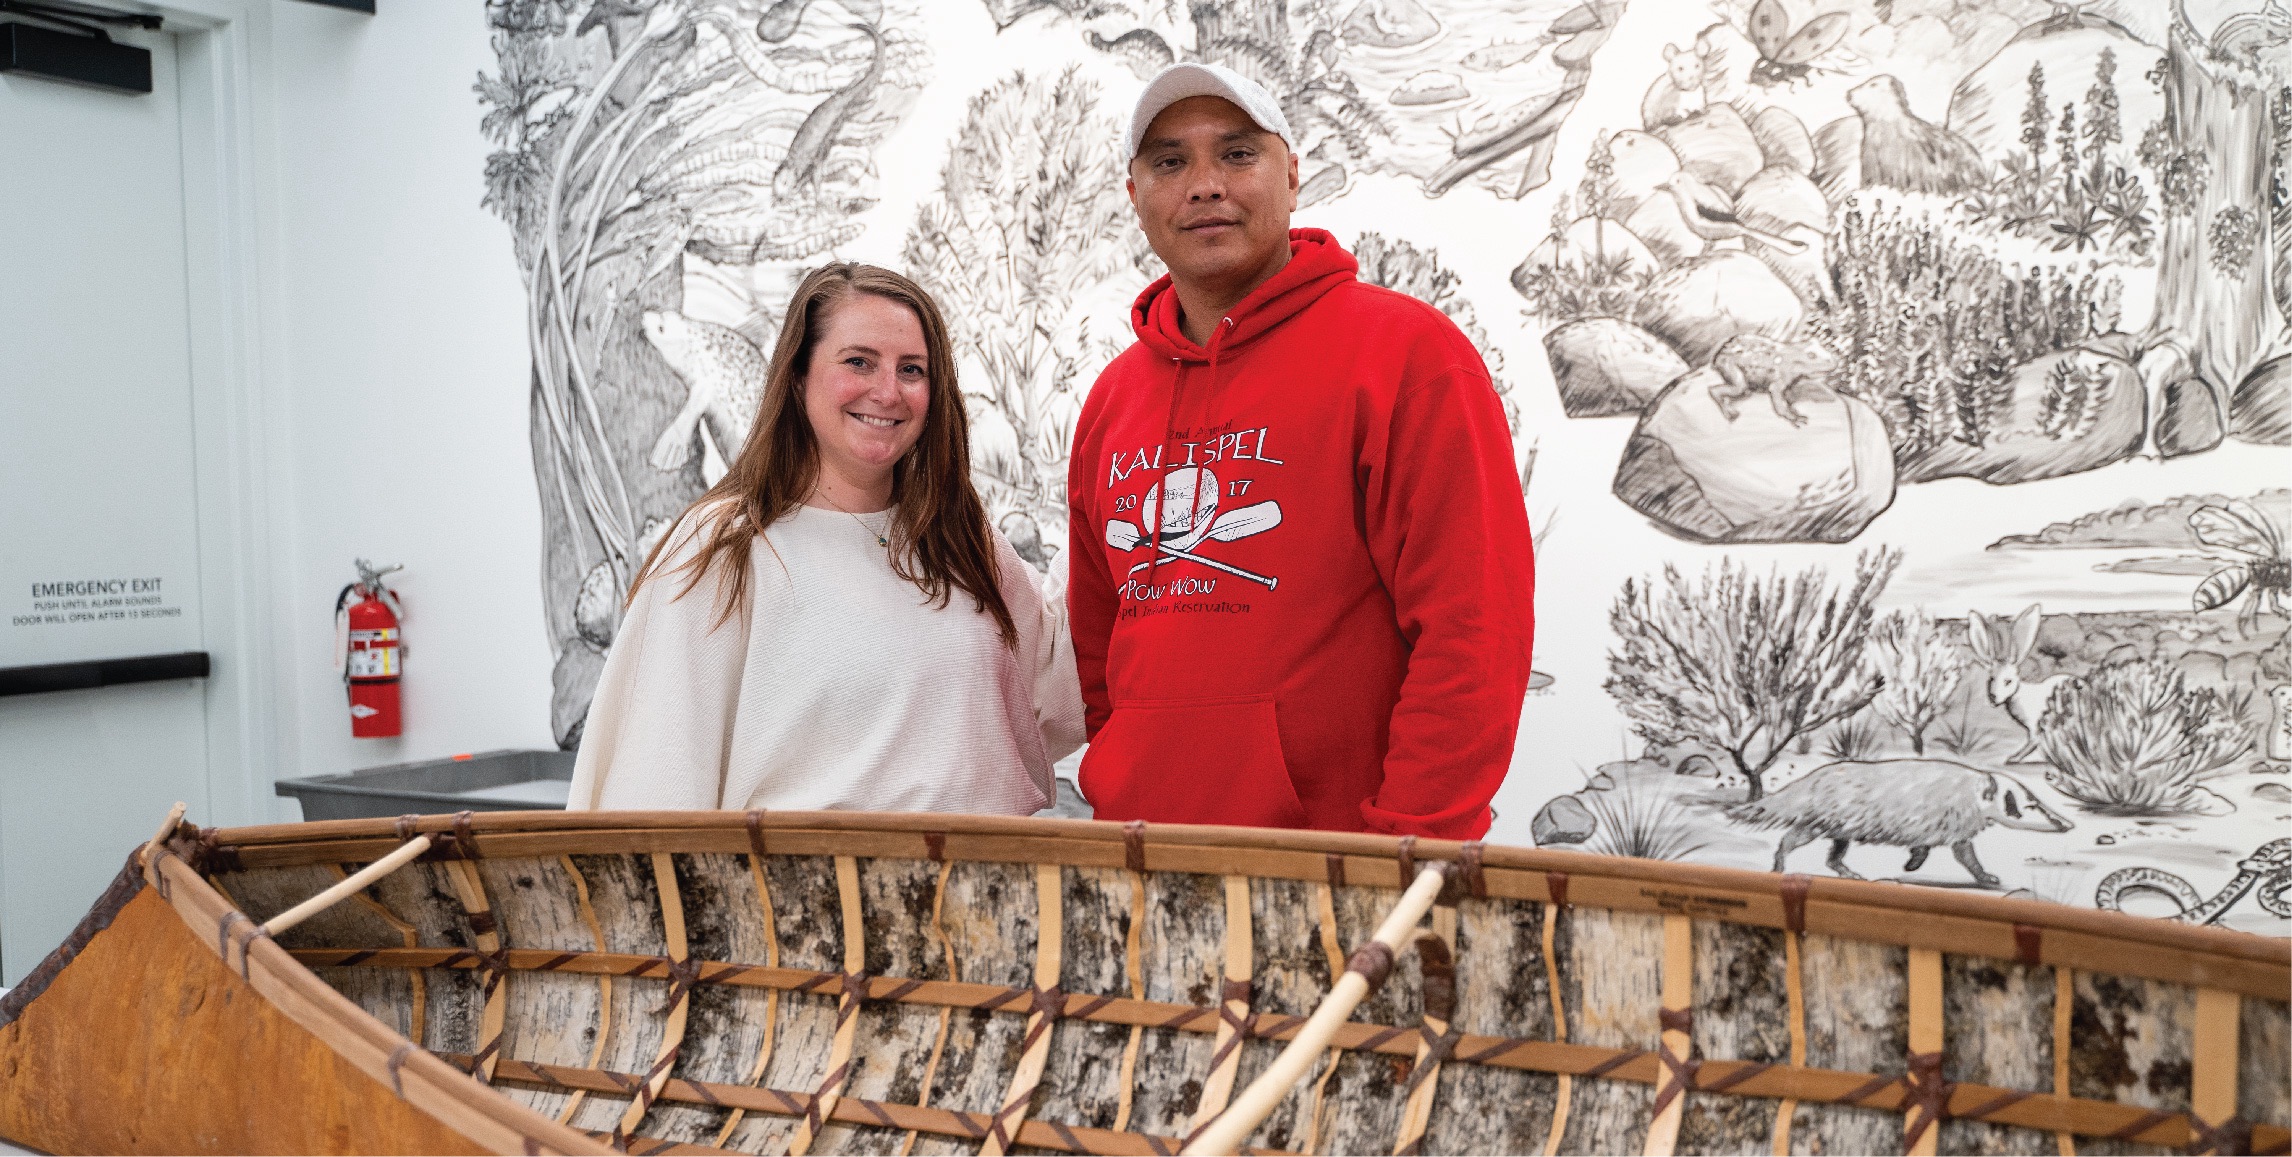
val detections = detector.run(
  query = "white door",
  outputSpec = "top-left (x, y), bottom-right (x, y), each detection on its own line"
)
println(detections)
top-left (0, 24), bottom-right (211, 984)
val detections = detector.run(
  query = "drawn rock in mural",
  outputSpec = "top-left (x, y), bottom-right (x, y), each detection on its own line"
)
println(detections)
top-left (2234, 354), bottom-right (2292, 446)
top-left (2154, 376), bottom-right (2228, 459)
top-left (1809, 111), bottom-right (1862, 203)
top-left (1605, 129), bottom-right (1681, 212)
top-left (1632, 251), bottom-right (1802, 364)
top-left (1543, 317), bottom-right (1687, 418)
top-left (1622, 193), bottom-right (1703, 265)
top-left (1731, 166), bottom-right (1828, 237)
top-left (1530, 793), bottom-right (1596, 846)
top-left (1341, 0), bottom-right (1440, 49)
top-left (1655, 103), bottom-right (1763, 196)
top-left (1898, 350), bottom-right (2146, 485)
top-left (1944, 10), bottom-right (2164, 163)
top-left (1613, 363), bottom-right (1895, 544)
top-left (1748, 105), bottom-right (1814, 174)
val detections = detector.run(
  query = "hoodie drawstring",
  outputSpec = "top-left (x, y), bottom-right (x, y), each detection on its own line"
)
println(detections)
top-left (1146, 316), bottom-right (1234, 591)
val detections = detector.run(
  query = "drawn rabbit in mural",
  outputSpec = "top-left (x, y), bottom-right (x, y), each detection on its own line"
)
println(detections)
top-left (1965, 604), bottom-right (2071, 764)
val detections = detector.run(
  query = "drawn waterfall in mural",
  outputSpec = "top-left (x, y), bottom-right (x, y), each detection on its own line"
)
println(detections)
top-left (482, 0), bottom-right (2290, 933)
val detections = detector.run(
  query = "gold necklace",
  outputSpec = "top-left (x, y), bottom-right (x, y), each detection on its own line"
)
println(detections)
top-left (814, 487), bottom-right (889, 547)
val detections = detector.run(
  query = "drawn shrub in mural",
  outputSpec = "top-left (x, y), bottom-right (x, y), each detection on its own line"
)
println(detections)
top-left (1576, 770), bottom-right (1710, 861)
top-left (1810, 205), bottom-right (2140, 485)
top-left (2037, 657), bottom-right (2249, 816)
top-left (1865, 608), bottom-right (1964, 756)
top-left (1605, 548), bottom-right (1899, 801)
top-left (902, 67), bottom-right (1149, 572)
top-left (478, 0), bottom-right (928, 742)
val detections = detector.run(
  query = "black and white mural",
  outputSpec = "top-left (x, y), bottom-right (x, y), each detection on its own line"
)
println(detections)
top-left (480, 0), bottom-right (2292, 933)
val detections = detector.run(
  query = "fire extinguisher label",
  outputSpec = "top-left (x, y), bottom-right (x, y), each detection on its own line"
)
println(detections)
top-left (348, 628), bottom-right (400, 677)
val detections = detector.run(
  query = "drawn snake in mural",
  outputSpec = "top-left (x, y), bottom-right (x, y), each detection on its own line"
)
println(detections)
top-left (2095, 838), bottom-right (2292, 925)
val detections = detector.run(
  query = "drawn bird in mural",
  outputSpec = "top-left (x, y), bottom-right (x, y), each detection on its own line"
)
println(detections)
top-left (1724, 759), bottom-right (2071, 887)
top-left (643, 310), bottom-right (768, 484)
top-left (1656, 171), bottom-right (1808, 253)
top-left (2189, 500), bottom-right (2290, 636)
top-left (1844, 75), bottom-right (1988, 197)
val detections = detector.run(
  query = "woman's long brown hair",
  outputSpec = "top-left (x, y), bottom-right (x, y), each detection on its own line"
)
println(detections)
top-left (625, 263), bottom-right (1016, 645)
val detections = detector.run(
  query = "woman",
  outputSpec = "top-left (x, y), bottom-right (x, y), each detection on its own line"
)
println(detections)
top-left (569, 263), bottom-right (1084, 813)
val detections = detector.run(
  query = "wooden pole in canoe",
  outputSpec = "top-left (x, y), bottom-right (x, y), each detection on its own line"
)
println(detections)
top-left (261, 835), bottom-right (433, 938)
top-left (139, 801), bottom-right (188, 868)
top-left (1182, 865), bottom-right (1451, 1157)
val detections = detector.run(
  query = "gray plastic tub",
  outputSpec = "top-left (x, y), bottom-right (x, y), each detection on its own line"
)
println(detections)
top-left (275, 749), bottom-right (574, 821)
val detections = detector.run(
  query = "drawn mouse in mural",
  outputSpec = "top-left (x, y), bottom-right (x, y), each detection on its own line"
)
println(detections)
top-left (1726, 760), bottom-right (2072, 887)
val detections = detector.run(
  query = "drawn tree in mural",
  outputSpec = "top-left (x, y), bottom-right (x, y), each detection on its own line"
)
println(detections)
top-left (1606, 550), bottom-right (1900, 801)
top-left (902, 68), bottom-right (1149, 570)
top-left (2137, 3), bottom-right (2291, 432)
top-left (477, 0), bottom-right (925, 741)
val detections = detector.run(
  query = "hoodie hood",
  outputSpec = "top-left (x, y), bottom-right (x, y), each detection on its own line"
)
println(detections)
top-left (1131, 228), bottom-right (1358, 363)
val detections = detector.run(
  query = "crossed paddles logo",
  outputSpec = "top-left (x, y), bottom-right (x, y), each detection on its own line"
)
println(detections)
top-left (1104, 466), bottom-right (1281, 589)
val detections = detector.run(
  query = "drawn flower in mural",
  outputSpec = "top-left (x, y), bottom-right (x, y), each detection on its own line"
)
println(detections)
top-left (902, 67), bottom-right (1152, 571)
top-left (2190, 500), bottom-right (2292, 636)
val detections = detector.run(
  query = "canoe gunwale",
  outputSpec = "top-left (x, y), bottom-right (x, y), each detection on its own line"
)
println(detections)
top-left (138, 837), bottom-right (613, 1156)
top-left (193, 810), bottom-right (2291, 1000)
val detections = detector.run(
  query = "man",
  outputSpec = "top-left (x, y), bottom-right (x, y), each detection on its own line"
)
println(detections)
top-left (1065, 62), bottom-right (1536, 840)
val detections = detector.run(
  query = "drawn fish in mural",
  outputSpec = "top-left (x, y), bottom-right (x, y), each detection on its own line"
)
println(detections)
top-left (1084, 28), bottom-right (1175, 80)
top-left (776, 24), bottom-right (886, 198)
top-left (1725, 759), bottom-right (2072, 887)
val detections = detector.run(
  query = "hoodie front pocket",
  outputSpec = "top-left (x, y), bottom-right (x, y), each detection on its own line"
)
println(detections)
top-left (1079, 695), bottom-right (1307, 828)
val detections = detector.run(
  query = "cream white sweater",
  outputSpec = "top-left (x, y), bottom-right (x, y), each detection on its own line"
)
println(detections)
top-left (569, 503), bottom-right (1086, 814)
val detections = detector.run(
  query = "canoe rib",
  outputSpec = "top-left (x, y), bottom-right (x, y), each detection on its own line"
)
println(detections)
top-left (279, 916), bottom-right (2280, 1148)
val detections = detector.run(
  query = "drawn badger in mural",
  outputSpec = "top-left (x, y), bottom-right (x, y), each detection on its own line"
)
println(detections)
top-left (1726, 760), bottom-right (2072, 888)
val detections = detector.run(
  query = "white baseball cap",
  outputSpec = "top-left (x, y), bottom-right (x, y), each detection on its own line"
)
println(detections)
top-left (1127, 62), bottom-right (1294, 159)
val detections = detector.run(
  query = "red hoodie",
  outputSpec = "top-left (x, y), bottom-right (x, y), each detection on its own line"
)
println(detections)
top-left (1066, 229), bottom-right (1535, 839)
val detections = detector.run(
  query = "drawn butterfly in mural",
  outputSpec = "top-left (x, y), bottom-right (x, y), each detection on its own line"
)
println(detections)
top-left (2190, 500), bottom-right (2291, 635)
top-left (1742, 0), bottom-right (1850, 87)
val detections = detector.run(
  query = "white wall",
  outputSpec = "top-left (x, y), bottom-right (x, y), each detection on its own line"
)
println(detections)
top-left (256, 0), bottom-right (553, 810)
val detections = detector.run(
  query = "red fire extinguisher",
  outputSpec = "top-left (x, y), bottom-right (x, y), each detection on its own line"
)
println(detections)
top-left (334, 559), bottom-right (405, 738)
